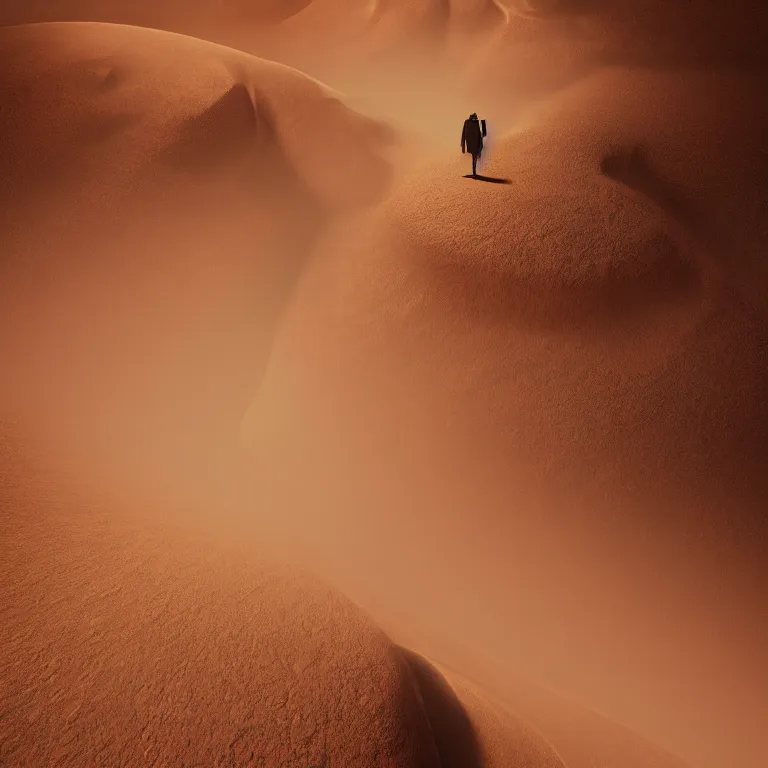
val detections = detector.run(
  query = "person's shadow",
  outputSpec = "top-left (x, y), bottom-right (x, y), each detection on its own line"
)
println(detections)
top-left (463, 174), bottom-right (511, 184)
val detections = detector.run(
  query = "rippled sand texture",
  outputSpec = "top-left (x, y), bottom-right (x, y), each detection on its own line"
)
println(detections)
top-left (1, 3), bottom-right (766, 768)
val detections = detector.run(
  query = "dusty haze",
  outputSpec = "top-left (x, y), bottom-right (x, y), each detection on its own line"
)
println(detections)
top-left (1, 2), bottom-right (766, 767)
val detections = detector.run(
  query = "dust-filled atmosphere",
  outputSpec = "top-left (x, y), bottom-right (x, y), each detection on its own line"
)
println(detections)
top-left (1, 2), bottom-right (766, 767)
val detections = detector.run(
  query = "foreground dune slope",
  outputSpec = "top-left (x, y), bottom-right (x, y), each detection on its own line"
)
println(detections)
top-left (1, 425), bottom-right (695, 767)
top-left (0, 429), bottom-right (442, 767)
top-left (0, 21), bottom-right (395, 508)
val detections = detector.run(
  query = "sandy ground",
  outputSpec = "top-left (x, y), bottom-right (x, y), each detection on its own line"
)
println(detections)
top-left (0, 422), bottom-right (694, 767)
top-left (1, 4), bottom-right (766, 767)
top-left (0, 425), bottom-right (444, 766)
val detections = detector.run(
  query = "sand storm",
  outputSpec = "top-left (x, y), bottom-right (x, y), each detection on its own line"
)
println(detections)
top-left (1, 3), bottom-right (766, 767)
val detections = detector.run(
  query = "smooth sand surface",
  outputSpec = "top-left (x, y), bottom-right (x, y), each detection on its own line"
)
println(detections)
top-left (1, 4), bottom-right (766, 767)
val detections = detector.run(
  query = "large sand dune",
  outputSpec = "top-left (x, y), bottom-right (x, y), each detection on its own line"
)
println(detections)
top-left (0, 429), bottom-right (440, 766)
top-left (1, 424), bottom-right (696, 767)
top-left (0, 20), bottom-right (395, 510)
top-left (1, 2), bottom-right (766, 768)
top-left (245, 62), bottom-right (768, 555)
top-left (243, 63), bottom-right (768, 768)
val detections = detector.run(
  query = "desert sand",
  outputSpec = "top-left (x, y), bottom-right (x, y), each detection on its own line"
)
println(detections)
top-left (0, 422), bottom-right (692, 767)
top-left (1, 3), bottom-right (766, 767)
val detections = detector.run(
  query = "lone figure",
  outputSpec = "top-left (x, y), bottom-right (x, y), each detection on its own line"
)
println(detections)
top-left (461, 113), bottom-right (485, 176)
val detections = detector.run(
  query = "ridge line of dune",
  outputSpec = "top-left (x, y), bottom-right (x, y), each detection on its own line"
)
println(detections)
top-left (419, 653), bottom-right (571, 767)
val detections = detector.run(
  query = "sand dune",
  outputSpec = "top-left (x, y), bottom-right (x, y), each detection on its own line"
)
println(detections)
top-left (380, 68), bottom-right (768, 324)
top-left (0, 22), bottom-right (394, 210)
top-left (0, 21), bottom-right (395, 509)
top-left (0, 0), bottom-right (312, 35)
top-left (437, 662), bottom-right (694, 768)
top-left (4, 0), bottom-right (764, 87)
top-left (245, 62), bottom-right (768, 536)
top-left (243, 64), bottom-right (768, 768)
top-left (1, 3), bottom-right (767, 768)
top-left (0, 0), bottom-right (505, 52)
top-left (498, 680), bottom-right (694, 768)
top-left (248, 0), bottom-right (507, 90)
top-left (407, 654), bottom-right (568, 768)
top-left (0, 432), bottom-right (439, 766)
top-left (1, 425), bottom-right (695, 767)
top-left (469, 0), bottom-right (768, 125)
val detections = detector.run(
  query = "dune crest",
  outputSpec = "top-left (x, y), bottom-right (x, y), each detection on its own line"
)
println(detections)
top-left (0, 20), bottom-right (396, 512)
top-left (242, 54), bottom-right (768, 768)
top-left (0, 442), bottom-right (441, 766)
top-left (169, 82), bottom-right (261, 167)
top-left (405, 651), bottom-right (570, 768)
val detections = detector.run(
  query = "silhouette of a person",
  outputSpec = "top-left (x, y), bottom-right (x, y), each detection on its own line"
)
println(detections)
top-left (461, 113), bottom-right (484, 176)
